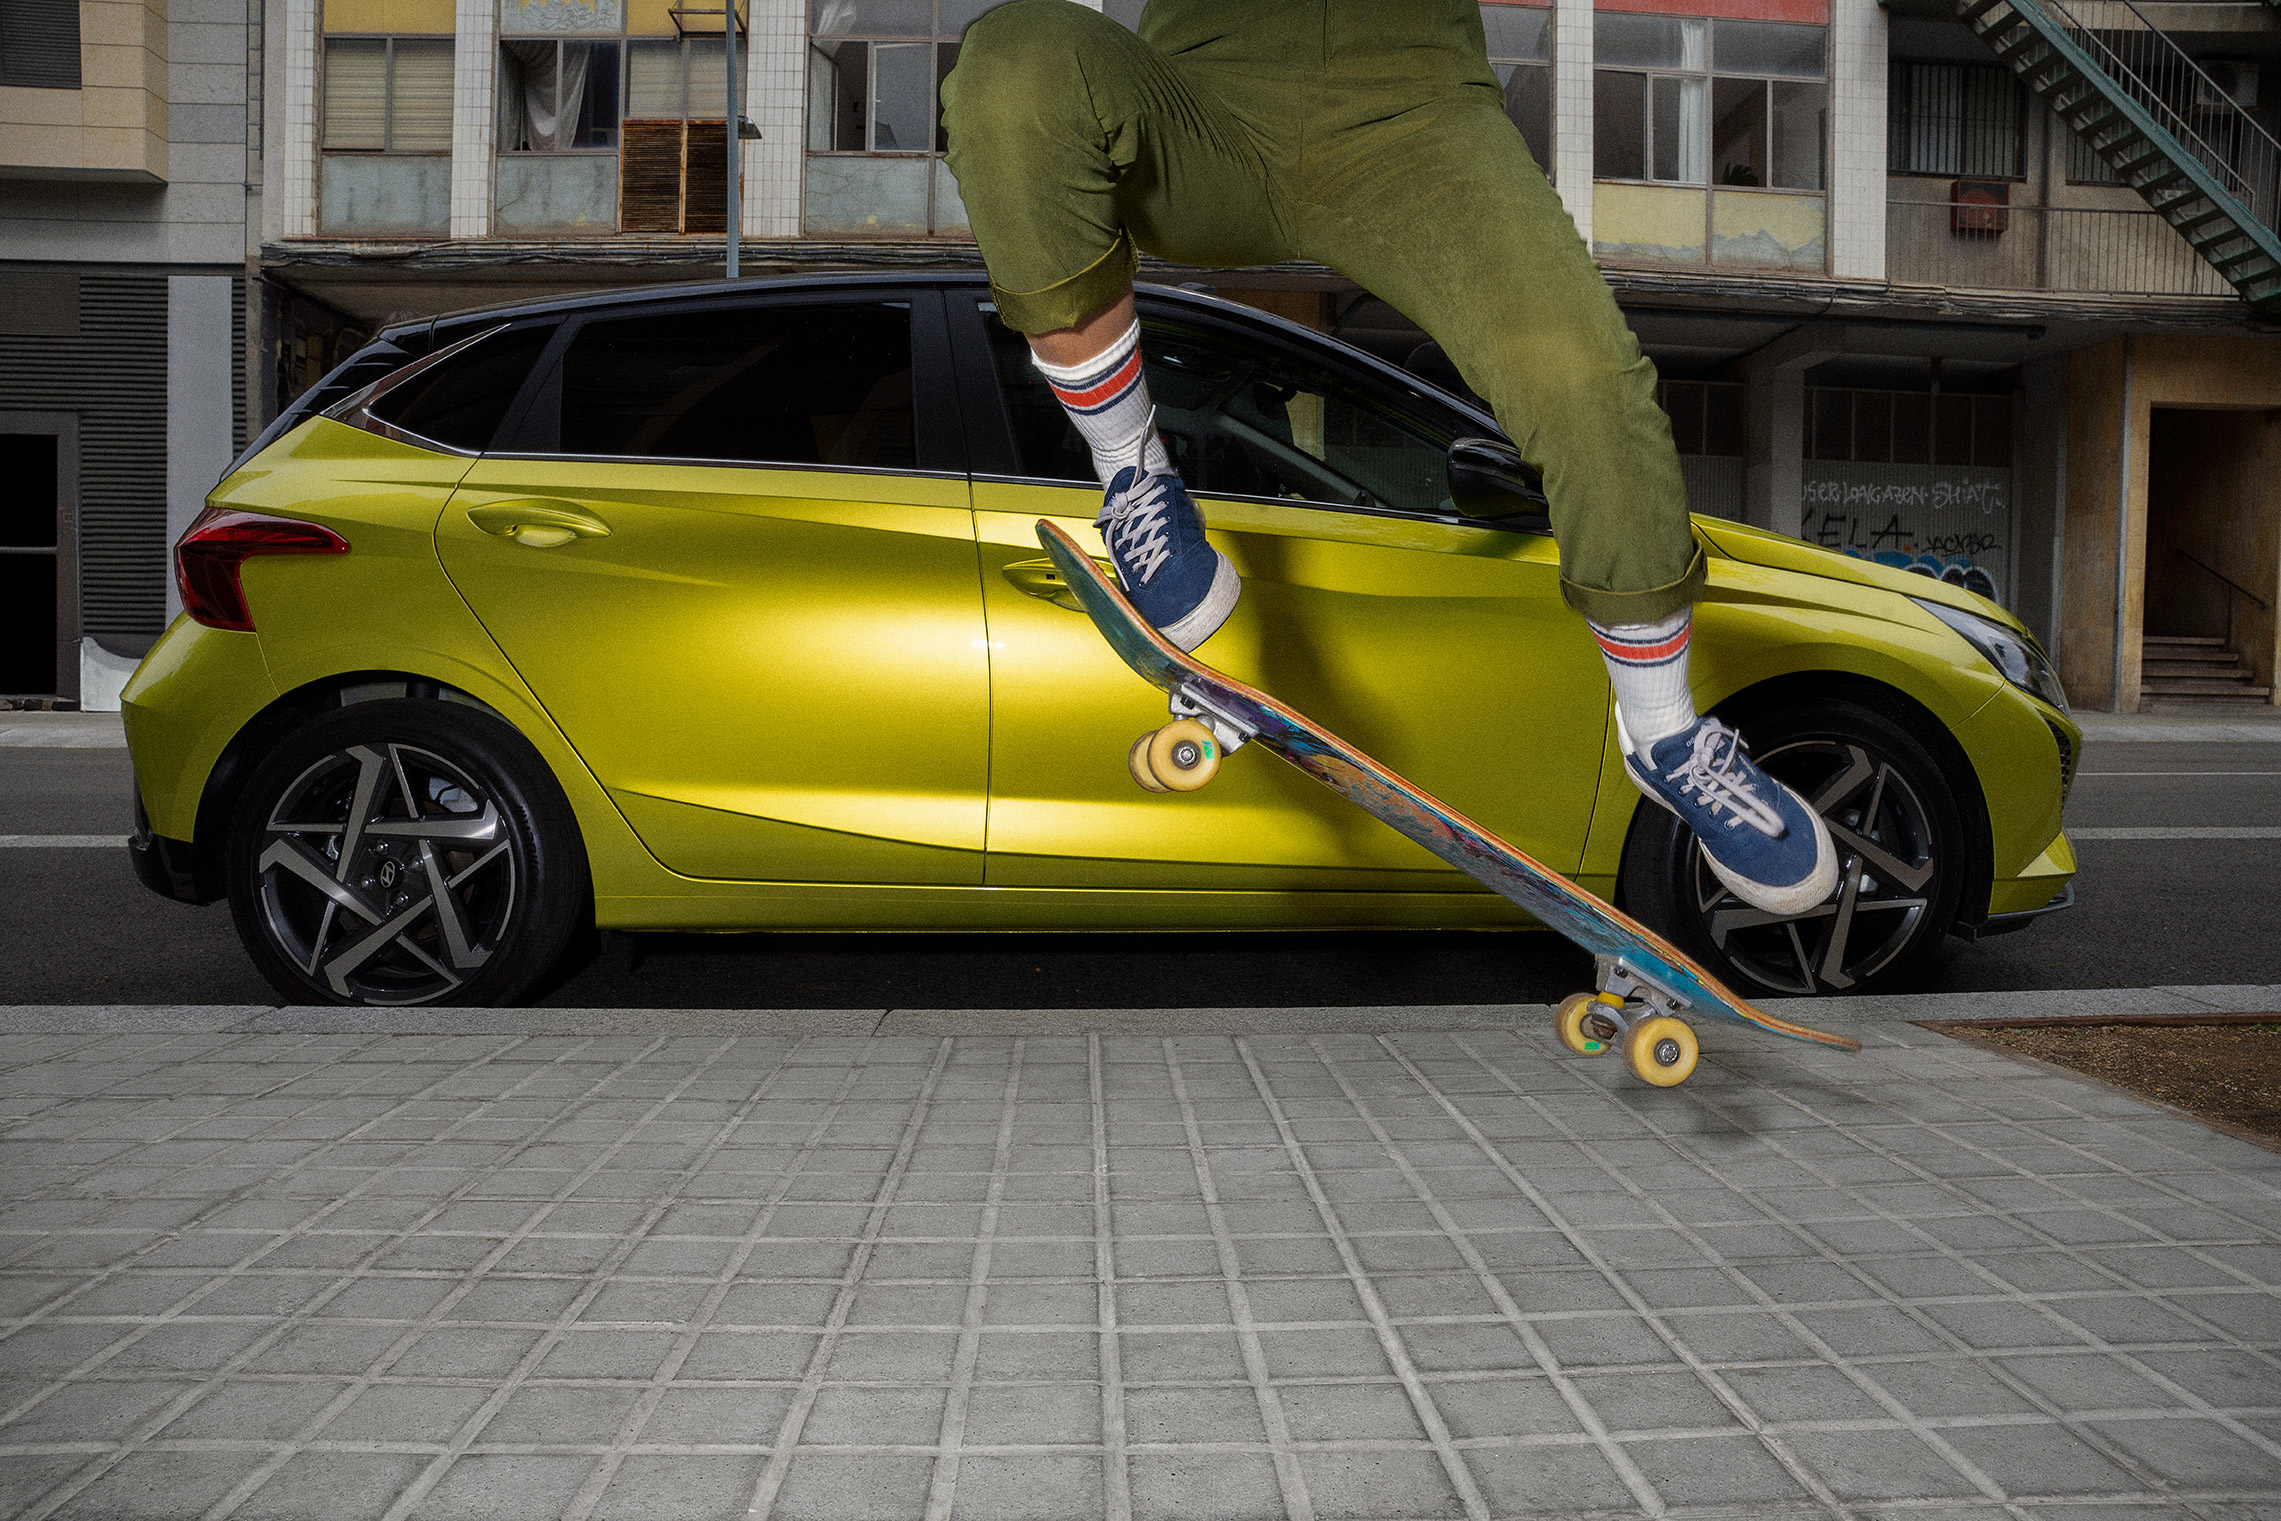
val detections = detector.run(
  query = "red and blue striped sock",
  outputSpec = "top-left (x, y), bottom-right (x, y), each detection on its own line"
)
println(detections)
top-left (1032, 318), bottom-right (1170, 483)
top-left (1590, 610), bottom-right (1698, 748)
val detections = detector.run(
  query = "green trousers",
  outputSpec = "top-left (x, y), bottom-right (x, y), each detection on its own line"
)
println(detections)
top-left (940, 0), bottom-right (1703, 624)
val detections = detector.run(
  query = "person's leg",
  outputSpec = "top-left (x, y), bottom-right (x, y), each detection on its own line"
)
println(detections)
top-left (941, 0), bottom-right (1289, 647)
top-left (1302, 92), bottom-right (1835, 913)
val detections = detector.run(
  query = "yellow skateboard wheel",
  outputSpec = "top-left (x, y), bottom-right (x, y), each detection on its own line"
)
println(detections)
top-left (1128, 732), bottom-right (1172, 792)
top-left (1556, 992), bottom-right (1617, 1055)
top-left (1625, 1015), bottom-right (1699, 1087)
top-left (1144, 719), bottom-right (1221, 792)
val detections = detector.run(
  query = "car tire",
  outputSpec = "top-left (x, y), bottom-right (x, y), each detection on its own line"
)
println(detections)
top-left (224, 697), bottom-right (590, 1007)
top-left (1621, 695), bottom-right (1968, 998)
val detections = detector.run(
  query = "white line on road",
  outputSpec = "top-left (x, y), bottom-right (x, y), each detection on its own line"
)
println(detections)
top-left (2070, 826), bottom-right (2281, 839)
top-left (0, 835), bottom-right (129, 847)
top-left (2078, 771), bottom-right (2281, 777)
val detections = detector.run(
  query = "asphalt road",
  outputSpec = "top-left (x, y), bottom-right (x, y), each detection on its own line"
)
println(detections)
top-left (4, 731), bottom-right (2277, 1008)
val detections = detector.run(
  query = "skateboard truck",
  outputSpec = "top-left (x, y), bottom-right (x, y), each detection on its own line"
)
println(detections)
top-left (1168, 682), bottom-right (1258, 755)
top-left (1553, 956), bottom-right (1705, 1086)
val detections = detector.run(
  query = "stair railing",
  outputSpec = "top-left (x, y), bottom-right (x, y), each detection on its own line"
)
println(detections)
top-left (2174, 547), bottom-right (2269, 654)
top-left (2037, 0), bottom-right (2281, 226)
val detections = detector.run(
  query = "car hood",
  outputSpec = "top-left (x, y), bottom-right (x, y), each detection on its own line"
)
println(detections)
top-left (1696, 517), bottom-right (2034, 638)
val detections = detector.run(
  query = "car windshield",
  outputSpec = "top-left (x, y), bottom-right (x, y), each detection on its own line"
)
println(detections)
top-left (984, 307), bottom-right (1464, 517)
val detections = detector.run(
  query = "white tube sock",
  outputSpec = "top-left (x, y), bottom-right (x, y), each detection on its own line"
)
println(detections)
top-left (1031, 318), bottom-right (1171, 483)
top-left (1590, 610), bottom-right (1698, 749)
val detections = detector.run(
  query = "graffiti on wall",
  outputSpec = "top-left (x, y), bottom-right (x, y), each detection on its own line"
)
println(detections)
top-left (1799, 463), bottom-right (2014, 605)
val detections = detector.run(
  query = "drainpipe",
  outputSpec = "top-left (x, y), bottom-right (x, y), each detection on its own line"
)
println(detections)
top-left (2110, 334), bottom-right (2136, 713)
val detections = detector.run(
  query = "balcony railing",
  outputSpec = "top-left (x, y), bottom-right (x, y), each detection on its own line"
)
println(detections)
top-left (1886, 199), bottom-right (2235, 296)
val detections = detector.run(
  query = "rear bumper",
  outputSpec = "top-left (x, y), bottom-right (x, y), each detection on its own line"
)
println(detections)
top-left (129, 792), bottom-right (220, 905)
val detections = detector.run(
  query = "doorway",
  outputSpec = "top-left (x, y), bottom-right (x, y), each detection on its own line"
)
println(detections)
top-left (0, 418), bottom-right (76, 700)
top-left (2142, 406), bottom-right (2277, 700)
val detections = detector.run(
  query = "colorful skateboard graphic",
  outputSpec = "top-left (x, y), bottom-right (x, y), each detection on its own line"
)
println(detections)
top-left (1035, 518), bottom-right (1860, 1086)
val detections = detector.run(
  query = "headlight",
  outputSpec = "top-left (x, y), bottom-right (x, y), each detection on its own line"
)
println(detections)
top-left (1913, 598), bottom-right (2069, 714)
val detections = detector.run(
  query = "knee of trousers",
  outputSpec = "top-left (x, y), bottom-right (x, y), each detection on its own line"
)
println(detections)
top-left (942, 0), bottom-right (1116, 143)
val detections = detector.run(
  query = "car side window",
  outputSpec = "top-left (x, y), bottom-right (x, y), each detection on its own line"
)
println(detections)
top-left (983, 307), bottom-right (1459, 515)
top-left (367, 322), bottom-right (559, 452)
top-left (558, 302), bottom-right (916, 469)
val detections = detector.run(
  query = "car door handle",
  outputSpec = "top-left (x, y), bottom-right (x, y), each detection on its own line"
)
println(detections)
top-left (1001, 557), bottom-right (1108, 611)
top-left (465, 500), bottom-right (612, 548)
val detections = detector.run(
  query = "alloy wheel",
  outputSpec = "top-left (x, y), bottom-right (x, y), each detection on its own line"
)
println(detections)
top-left (253, 742), bottom-right (515, 1004)
top-left (1690, 739), bottom-right (1939, 994)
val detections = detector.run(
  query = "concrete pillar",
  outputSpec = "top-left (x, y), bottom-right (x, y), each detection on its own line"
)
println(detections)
top-left (745, 0), bottom-right (804, 237)
top-left (1826, 0), bottom-right (1886, 280)
top-left (278, 0), bottom-right (318, 237)
top-left (2015, 354), bottom-right (2069, 654)
top-left (1551, 0), bottom-right (1593, 243)
top-left (1743, 365), bottom-right (1808, 538)
top-left (450, 0), bottom-right (497, 239)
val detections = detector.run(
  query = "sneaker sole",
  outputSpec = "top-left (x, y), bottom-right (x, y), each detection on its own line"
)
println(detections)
top-left (1625, 755), bottom-right (1842, 917)
top-left (1157, 550), bottom-right (1241, 653)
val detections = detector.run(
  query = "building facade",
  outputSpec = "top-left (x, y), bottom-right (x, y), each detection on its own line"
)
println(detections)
top-left (5, 0), bottom-right (2278, 710)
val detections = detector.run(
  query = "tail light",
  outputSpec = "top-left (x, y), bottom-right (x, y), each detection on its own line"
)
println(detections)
top-left (175, 507), bottom-right (349, 632)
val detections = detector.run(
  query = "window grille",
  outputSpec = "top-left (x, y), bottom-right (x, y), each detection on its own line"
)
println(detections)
top-left (1888, 62), bottom-right (2025, 179)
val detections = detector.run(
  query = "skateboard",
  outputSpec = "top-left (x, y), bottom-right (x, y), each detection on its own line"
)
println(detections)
top-left (1035, 518), bottom-right (1859, 1087)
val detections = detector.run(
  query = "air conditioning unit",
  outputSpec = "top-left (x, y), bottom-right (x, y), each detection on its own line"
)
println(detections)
top-left (1950, 178), bottom-right (2010, 235)
top-left (621, 119), bottom-right (734, 234)
top-left (2193, 61), bottom-right (2258, 112)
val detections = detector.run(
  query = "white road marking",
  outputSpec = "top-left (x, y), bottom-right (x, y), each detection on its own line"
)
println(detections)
top-left (2078, 770), bottom-right (2281, 777)
top-left (0, 835), bottom-right (130, 847)
top-left (2071, 826), bottom-right (2281, 839)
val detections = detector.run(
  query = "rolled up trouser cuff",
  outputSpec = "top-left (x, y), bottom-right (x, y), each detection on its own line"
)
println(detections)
top-left (1559, 543), bottom-right (1707, 628)
top-left (990, 232), bottom-right (1141, 335)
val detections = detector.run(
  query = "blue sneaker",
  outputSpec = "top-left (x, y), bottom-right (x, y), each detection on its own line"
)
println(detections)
top-left (1098, 466), bottom-right (1240, 651)
top-left (1624, 715), bottom-right (1839, 915)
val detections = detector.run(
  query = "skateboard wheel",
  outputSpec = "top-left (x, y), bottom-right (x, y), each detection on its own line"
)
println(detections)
top-left (1625, 1015), bottom-right (1698, 1087)
top-left (1555, 992), bottom-right (1617, 1055)
top-left (1129, 732), bottom-right (1172, 793)
top-left (1145, 719), bottom-right (1220, 792)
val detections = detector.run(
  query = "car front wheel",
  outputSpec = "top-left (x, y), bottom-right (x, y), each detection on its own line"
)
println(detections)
top-left (225, 698), bottom-right (589, 1007)
top-left (1622, 696), bottom-right (1970, 997)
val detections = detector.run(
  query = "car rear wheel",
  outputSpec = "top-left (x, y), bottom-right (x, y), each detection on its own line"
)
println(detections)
top-left (1622, 697), bottom-right (1968, 997)
top-left (225, 698), bottom-right (589, 1007)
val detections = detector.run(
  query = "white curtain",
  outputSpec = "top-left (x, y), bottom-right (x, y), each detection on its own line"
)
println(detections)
top-left (1676, 20), bottom-right (1708, 185)
top-left (502, 40), bottom-right (591, 151)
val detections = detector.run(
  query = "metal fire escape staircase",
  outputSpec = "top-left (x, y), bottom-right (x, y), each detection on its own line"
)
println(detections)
top-left (1956, 0), bottom-right (2281, 314)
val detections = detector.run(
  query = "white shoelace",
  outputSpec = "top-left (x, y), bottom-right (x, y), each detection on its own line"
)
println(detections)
top-left (1660, 721), bottom-right (1786, 839)
top-left (1098, 473), bottom-right (1175, 586)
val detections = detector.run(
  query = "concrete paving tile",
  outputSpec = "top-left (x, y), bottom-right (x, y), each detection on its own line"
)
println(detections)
top-left (1569, 1367), bottom-right (1743, 1433)
top-left (2088, 1417), bottom-right (2281, 1489)
top-left (825, 1331), bottom-right (960, 1382)
top-left (1426, 1374), bottom-right (1581, 1439)
top-left (712, 1282), bottom-right (844, 1327)
top-left (962, 1382), bottom-right (1102, 1446)
top-left (770, 1453), bottom-right (937, 1521)
top-left (475, 1384), bottom-right (646, 1446)
top-left (638, 1385), bottom-right (795, 1444)
top-left (947, 1453), bottom-right (1104, 1520)
top-left (409, 1453), bottom-right (599, 1521)
top-left (1627, 1432), bottom-right (1816, 1506)
top-left (1294, 1449), bottom-right (1461, 1518)
top-left (235, 1451), bottom-right (430, 1521)
top-left (981, 1281), bottom-right (1098, 1326)
top-left (1127, 1451), bottom-right (1287, 1521)
top-left (677, 1330), bottom-right (821, 1382)
top-left (1664, 1309), bottom-right (1820, 1363)
top-left (1783, 1428), bottom-right (1989, 1501)
top-left (1868, 1357), bottom-right (2045, 1418)
top-left (1277, 1380), bottom-right (1426, 1442)
top-left (1258, 1327), bottom-right (1393, 1380)
top-left (2131, 1348), bottom-right (2281, 1411)
top-left (1120, 1330), bottom-right (1246, 1383)
top-left (1939, 1421), bottom-right (2151, 1496)
top-left (1531, 1314), bottom-right (1685, 1369)
top-left (802, 1383), bottom-right (948, 1446)
top-left (1125, 1385), bottom-right (1266, 1444)
top-left (0, 1453), bottom-right (97, 1518)
top-left (388, 1327), bottom-right (545, 1379)
top-left (588, 1453), bottom-right (771, 1521)
top-left (46, 1450), bottom-right (275, 1519)
top-left (323, 1381), bottom-right (499, 1442)
top-left (0, 1376), bottom-right (198, 1444)
top-left (534, 1327), bottom-right (685, 1380)
top-left (1463, 1442), bottom-right (1634, 1513)
top-left (975, 1329), bottom-right (1100, 1380)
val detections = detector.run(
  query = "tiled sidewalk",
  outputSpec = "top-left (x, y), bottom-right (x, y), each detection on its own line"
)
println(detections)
top-left (1, 1005), bottom-right (2277, 1519)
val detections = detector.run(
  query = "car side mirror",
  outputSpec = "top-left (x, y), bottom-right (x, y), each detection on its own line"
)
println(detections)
top-left (1446, 437), bottom-right (1549, 529)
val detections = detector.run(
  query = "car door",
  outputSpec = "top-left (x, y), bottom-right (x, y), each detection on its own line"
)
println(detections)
top-left (962, 296), bottom-right (1612, 893)
top-left (437, 292), bottom-right (991, 885)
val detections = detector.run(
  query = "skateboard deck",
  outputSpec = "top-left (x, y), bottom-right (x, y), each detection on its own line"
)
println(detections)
top-left (1035, 518), bottom-right (1859, 1071)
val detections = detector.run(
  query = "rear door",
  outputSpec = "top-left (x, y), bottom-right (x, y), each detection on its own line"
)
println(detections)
top-left (437, 292), bottom-right (992, 885)
top-left (960, 295), bottom-right (1611, 895)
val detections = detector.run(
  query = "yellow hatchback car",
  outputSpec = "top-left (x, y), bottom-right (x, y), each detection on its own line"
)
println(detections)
top-left (124, 275), bottom-right (2078, 1008)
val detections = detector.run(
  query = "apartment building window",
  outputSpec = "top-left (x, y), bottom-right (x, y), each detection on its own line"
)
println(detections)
top-left (0, 0), bottom-right (82, 89)
top-left (322, 37), bottom-right (454, 152)
top-left (805, 0), bottom-right (996, 235)
top-left (628, 36), bottom-right (732, 122)
top-left (1482, 3), bottom-right (1553, 170)
top-left (1888, 62), bottom-right (2024, 178)
top-left (499, 39), bottom-right (623, 152)
top-left (1594, 15), bottom-right (1825, 189)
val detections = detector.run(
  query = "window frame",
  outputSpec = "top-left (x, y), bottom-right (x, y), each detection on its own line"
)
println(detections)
top-left (948, 291), bottom-right (1548, 533)
top-left (483, 287), bottom-right (967, 476)
top-left (1886, 60), bottom-right (2028, 183)
top-left (1593, 16), bottom-right (1827, 193)
top-left (496, 35), bottom-right (625, 155)
top-left (319, 34), bottom-right (457, 156)
top-left (1480, 2), bottom-right (1554, 173)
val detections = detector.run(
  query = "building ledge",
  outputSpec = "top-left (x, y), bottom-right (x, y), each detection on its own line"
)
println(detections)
top-left (259, 238), bottom-right (2269, 334)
